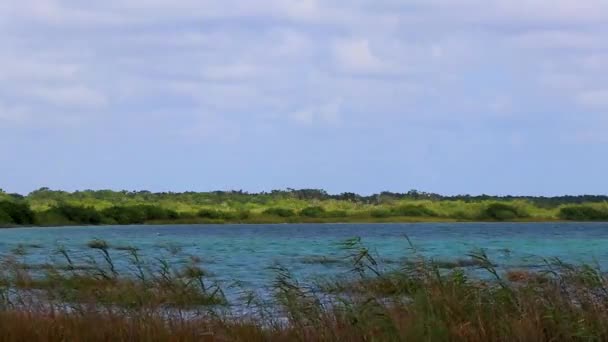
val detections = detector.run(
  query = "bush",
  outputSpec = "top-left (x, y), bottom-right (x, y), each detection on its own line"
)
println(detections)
top-left (300, 206), bottom-right (326, 218)
top-left (47, 204), bottom-right (103, 225)
top-left (559, 205), bottom-right (608, 221)
top-left (197, 209), bottom-right (224, 219)
top-left (101, 206), bottom-right (147, 225)
top-left (452, 210), bottom-right (473, 220)
top-left (263, 208), bottom-right (296, 218)
top-left (299, 207), bottom-right (348, 218)
top-left (35, 210), bottom-right (72, 226)
top-left (325, 210), bottom-right (348, 218)
top-left (139, 205), bottom-right (179, 220)
top-left (370, 209), bottom-right (392, 218)
top-left (390, 205), bottom-right (437, 217)
top-left (0, 209), bottom-right (14, 225)
top-left (481, 203), bottom-right (526, 221)
top-left (237, 210), bottom-right (251, 220)
top-left (0, 201), bottom-right (35, 225)
top-left (112, 205), bottom-right (179, 223)
top-left (198, 209), bottom-right (250, 221)
top-left (225, 210), bottom-right (251, 220)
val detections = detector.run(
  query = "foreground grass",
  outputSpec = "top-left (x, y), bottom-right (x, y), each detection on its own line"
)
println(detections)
top-left (0, 241), bottom-right (226, 310)
top-left (1, 239), bottom-right (608, 341)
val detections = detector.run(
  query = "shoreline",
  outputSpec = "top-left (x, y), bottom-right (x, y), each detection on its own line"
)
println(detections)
top-left (2, 217), bottom-right (605, 230)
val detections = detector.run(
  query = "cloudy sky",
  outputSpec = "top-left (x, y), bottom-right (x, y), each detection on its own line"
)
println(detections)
top-left (1, 1), bottom-right (607, 195)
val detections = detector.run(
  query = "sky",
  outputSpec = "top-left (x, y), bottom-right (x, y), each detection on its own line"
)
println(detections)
top-left (1, 1), bottom-right (607, 196)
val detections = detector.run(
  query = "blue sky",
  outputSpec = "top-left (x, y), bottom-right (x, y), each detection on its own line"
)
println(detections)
top-left (1, 1), bottom-right (607, 195)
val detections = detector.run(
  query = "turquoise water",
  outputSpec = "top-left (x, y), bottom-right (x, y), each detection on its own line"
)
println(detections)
top-left (1, 223), bottom-right (607, 292)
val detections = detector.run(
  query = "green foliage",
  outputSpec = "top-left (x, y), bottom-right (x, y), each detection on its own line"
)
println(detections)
top-left (370, 205), bottom-right (437, 218)
top-left (480, 203), bottom-right (528, 221)
top-left (300, 206), bottom-right (326, 218)
top-left (138, 205), bottom-right (179, 220)
top-left (47, 204), bottom-right (103, 225)
top-left (370, 209), bottom-right (392, 218)
top-left (101, 206), bottom-right (147, 225)
top-left (197, 209), bottom-right (249, 221)
top-left (299, 206), bottom-right (348, 219)
top-left (0, 201), bottom-right (35, 225)
top-left (263, 207), bottom-right (296, 217)
top-left (559, 205), bottom-right (608, 221)
top-left (197, 209), bottom-right (224, 219)
top-left (0, 188), bottom-right (607, 226)
top-left (0, 209), bottom-right (13, 225)
top-left (324, 210), bottom-right (348, 218)
top-left (391, 204), bottom-right (438, 217)
top-left (93, 205), bottom-right (179, 225)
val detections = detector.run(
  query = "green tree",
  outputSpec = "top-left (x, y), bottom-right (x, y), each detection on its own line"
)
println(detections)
top-left (0, 201), bottom-right (35, 225)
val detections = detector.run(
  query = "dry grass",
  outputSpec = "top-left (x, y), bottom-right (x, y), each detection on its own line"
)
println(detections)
top-left (1, 239), bottom-right (608, 341)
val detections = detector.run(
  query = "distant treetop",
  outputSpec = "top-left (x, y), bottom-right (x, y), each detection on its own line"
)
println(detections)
top-left (9, 187), bottom-right (608, 207)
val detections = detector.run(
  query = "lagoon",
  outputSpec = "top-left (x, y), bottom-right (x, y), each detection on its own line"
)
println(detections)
top-left (2, 222), bottom-right (608, 293)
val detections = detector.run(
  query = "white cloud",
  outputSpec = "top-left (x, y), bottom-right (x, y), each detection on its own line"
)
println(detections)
top-left (538, 73), bottom-right (587, 91)
top-left (509, 30), bottom-right (603, 51)
top-left (0, 1), bottom-right (125, 27)
top-left (0, 0), bottom-right (607, 134)
top-left (272, 29), bottom-right (314, 59)
top-left (0, 102), bottom-right (30, 124)
top-left (332, 39), bottom-right (388, 75)
top-left (30, 85), bottom-right (108, 108)
top-left (178, 112), bottom-right (241, 144)
top-left (291, 109), bottom-right (314, 125)
top-left (577, 89), bottom-right (608, 109)
top-left (571, 126), bottom-right (608, 144)
top-left (167, 81), bottom-right (284, 112)
top-left (580, 53), bottom-right (608, 72)
top-left (497, 1), bottom-right (608, 23)
top-left (291, 100), bottom-right (342, 126)
top-left (488, 95), bottom-right (513, 115)
top-left (0, 57), bottom-right (80, 82)
top-left (200, 63), bottom-right (264, 82)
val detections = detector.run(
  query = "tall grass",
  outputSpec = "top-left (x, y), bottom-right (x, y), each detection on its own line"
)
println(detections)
top-left (1, 239), bottom-right (608, 340)
top-left (0, 239), bottom-right (226, 311)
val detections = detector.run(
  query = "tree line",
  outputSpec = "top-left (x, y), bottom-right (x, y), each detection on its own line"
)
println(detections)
top-left (3, 188), bottom-right (608, 206)
top-left (1, 200), bottom-right (608, 227)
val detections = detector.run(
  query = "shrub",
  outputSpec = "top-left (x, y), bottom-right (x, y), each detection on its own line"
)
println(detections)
top-left (101, 206), bottom-right (147, 225)
top-left (47, 204), bottom-right (103, 225)
top-left (0, 201), bottom-right (35, 225)
top-left (236, 210), bottom-right (251, 220)
top-left (215, 211), bottom-right (236, 220)
top-left (0, 209), bottom-right (14, 225)
top-left (300, 206), bottom-right (326, 218)
top-left (452, 210), bottom-right (473, 220)
top-left (481, 203), bottom-right (526, 221)
top-left (390, 205), bottom-right (437, 217)
top-left (263, 208), bottom-right (296, 218)
top-left (325, 210), bottom-right (348, 218)
top-left (138, 205), bottom-right (179, 220)
top-left (559, 205), bottom-right (608, 221)
top-left (223, 210), bottom-right (250, 220)
top-left (197, 209), bottom-right (223, 219)
top-left (198, 209), bottom-right (250, 220)
top-left (35, 210), bottom-right (72, 226)
top-left (370, 209), bottom-right (392, 218)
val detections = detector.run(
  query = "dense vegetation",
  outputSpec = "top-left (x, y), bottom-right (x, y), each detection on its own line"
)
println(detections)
top-left (1, 187), bottom-right (607, 227)
top-left (2, 238), bottom-right (608, 340)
